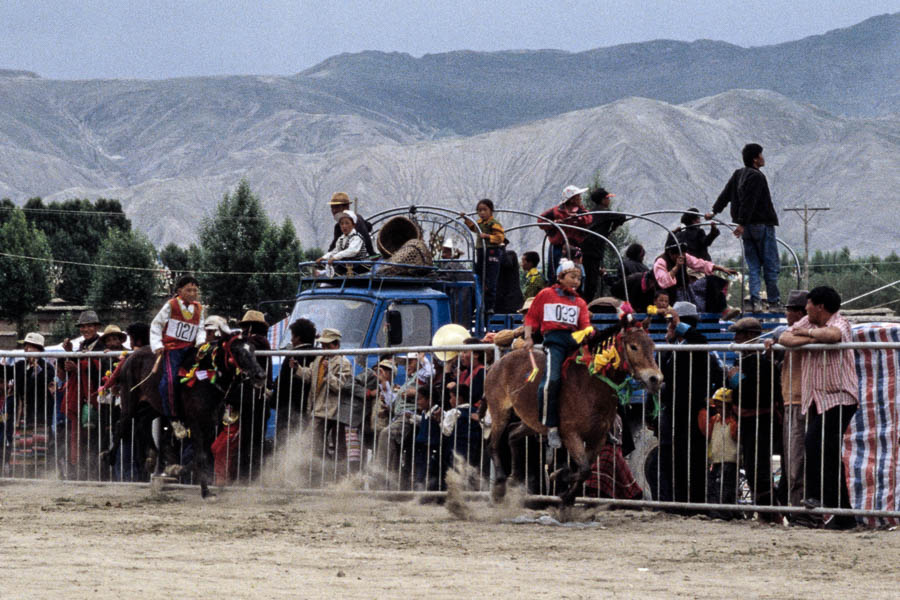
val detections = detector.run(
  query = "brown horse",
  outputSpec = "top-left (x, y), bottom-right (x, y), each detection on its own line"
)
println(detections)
top-left (485, 319), bottom-right (663, 504)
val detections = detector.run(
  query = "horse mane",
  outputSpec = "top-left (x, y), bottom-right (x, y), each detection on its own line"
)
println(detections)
top-left (586, 318), bottom-right (625, 353)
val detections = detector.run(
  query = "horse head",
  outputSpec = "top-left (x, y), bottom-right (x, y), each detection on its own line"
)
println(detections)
top-left (222, 332), bottom-right (267, 389)
top-left (618, 322), bottom-right (663, 395)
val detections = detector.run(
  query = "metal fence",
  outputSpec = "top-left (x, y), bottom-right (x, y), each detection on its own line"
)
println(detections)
top-left (3, 339), bottom-right (899, 526)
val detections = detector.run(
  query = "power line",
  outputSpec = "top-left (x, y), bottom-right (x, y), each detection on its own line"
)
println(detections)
top-left (0, 251), bottom-right (302, 276)
top-left (0, 206), bottom-right (269, 221)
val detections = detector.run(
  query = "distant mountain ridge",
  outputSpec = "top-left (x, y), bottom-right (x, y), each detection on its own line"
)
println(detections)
top-left (0, 14), bottom-right (898, 256)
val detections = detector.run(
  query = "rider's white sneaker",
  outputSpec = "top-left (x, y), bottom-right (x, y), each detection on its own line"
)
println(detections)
top-left (547, 427), bottom-right (562, 449)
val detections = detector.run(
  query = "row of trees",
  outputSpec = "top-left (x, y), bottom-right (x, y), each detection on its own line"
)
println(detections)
top-left (0, 181), bottom-right (320, 331)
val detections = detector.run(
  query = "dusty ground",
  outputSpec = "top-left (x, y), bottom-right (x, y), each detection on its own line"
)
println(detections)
top-left (0, 478), bottom-right (896, 600)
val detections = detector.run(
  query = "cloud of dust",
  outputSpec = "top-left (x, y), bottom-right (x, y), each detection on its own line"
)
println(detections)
top-left (443, 453), bottom-right (526, 522)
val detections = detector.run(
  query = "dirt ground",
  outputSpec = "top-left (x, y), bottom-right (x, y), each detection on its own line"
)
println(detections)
top-left (0, 478), bottom-right (897, 600)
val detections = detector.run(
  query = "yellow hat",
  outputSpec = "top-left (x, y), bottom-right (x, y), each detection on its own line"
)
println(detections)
top-left (431, 323), bottom-right (470, 362)
top-left (711, 388), bottom-right (733, 403)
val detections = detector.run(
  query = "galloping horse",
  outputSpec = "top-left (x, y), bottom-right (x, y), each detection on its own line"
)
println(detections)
top-left (102, 331), bottom-right (266, 497)
top-left (484, 318), bottom-right (663, 504)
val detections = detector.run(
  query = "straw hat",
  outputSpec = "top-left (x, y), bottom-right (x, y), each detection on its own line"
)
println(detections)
top-left (99, 324), bottom-right (127, 344)
top-left (328, 192), bottom-right (351, 205)
top-left (239, 310), bottom-right (267, 327)
top-left (317, 328), bottom-right (342, 344)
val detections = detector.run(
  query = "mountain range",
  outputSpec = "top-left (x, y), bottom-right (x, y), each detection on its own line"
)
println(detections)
top-left (0, 13), bottom-right (897, 257)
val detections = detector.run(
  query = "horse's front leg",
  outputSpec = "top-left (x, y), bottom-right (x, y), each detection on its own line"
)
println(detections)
top-left (558, 431), bottom-right (593, 505)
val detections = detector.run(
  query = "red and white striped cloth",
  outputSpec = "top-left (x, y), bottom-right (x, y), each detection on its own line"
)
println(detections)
top-left (843, 323), bottom-right (900, 527)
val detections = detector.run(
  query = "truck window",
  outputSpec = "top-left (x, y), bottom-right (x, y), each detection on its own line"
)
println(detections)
top-left (290, 298), bottom-right (374, 348)
top-left (376, 304), bottom-right (432, 347)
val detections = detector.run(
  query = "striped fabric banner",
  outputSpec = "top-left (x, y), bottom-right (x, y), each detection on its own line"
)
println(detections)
top-left (844, 323), bottom-right (900, 527)
top-left (267, 315), bottom-right (291, 350)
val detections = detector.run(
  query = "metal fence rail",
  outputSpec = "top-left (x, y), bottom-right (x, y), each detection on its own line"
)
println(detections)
top-left (2, 338), bottom-right (899, 526)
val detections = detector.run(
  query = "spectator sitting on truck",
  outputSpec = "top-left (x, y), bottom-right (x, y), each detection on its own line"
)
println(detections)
top-left (520, 251), bottom-right (547, 299)
top-left (318, 212), bottom-right (368, 275)
top-left (460, 198), bottom-right (505, 314)
top-left (653, 235), bottom-right (736, 312)
top-left (327, 192), bottom-right (375, 257)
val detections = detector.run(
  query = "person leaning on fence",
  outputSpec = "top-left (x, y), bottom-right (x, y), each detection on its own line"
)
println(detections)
top-left (273, 318), bottom-right (317, 444)
top-left (726, 317), bottom-right (783, 521)
top-left (698, 387), bottom-right (739, 518)
top-left (294, 328), bottom-right (353, 476)
top-left (778, 286), bottom-right (859, 529)
top-left (377, 352), bottom-right (432, 478)
top-left (522, 259), bottom-right (591, 450)
top-left (236, 310), bottom-right (271, 480)
top-left (2, 332), bottom-right (56, 477)
top-left (657, 301), bottom-right (725, 506)
top-left (150, 275), bottom-right (205, 440)
top-left (764, 289), bottom-right (809, 508)
top-left (60, 310), bottom-right (106, 478)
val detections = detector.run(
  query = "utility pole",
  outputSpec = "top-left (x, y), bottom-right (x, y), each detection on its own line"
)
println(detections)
top-left (785, 202), bottom-right (830, 289)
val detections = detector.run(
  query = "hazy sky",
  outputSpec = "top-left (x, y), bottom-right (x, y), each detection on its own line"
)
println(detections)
top-left (1, 0), bottom-right (897, 80)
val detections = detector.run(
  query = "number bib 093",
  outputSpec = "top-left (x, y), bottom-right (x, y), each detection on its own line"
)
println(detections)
top-left (543, 303), bottom-right (579, 326)
top-left (165, 319), bottom-right (198, 343)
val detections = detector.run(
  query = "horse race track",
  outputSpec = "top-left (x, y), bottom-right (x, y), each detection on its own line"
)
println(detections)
top-left (1, 480), bottom-right (897, 599)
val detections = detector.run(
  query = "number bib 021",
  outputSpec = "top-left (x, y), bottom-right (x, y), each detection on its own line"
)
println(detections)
top-left (165, 319), bottom-right (199, 343)
top-left (543, 303), bottom-right (579, 327)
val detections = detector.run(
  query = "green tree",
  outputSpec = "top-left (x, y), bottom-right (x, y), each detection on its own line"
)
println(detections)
top-left (252, 218), bottom-right (303, 304)
top-left (198, 180), bottom-right (271, 314)
top-left (23, 197), bottom-right (131, 303)
top-left (159, 242), bottom-right (202, 293)
top-left (0, 209), bottom-right (52, 326)
top-left (87, 229), bottom-right (159, 314)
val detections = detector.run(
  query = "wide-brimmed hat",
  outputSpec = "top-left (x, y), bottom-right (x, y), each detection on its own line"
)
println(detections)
top-left (672, 301), bottom-right (698, 318)
top-left (376, 359), bottom-right (395, 372)
top-left (729, 317), bottom-right (763, 334)
top-left (317, 328), bottom-right (342, 344)
top-left (99, 324), bottom-right (127, 344)
top-left (23, 332), bottom-right (45, 350)
top-left (518, 297), bottom-right (535, 314)
top-left (442, 238), bottom-right (454, 250)
top-left (561, 185), bottom-right (588, 204)
top-left (328, 192), bottom-right (351, 206)
top-left (239, 310), bottom-right (267, 327)
top-left (786, 289), bottom-right (809, 309)
top-left (76, 310), bottom-right (101, 326)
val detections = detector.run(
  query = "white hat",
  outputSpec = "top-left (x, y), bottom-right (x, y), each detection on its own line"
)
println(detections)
top-left (557, 259), bottom-right (578, 275)
top-left (333, 209), bottom-right (357, 223)
top-left (561, 185), bottom-right (588, 204)
top-left (23, 332), bottom-right (45, 350)
top-left (672, 301), bottom-right (699, 318)
top-left (317, 328), bottom-right (342, 344)
top-left (442, 238), bottom-right (454, 250)
top-left (203, 315), bottom-right (232, 336)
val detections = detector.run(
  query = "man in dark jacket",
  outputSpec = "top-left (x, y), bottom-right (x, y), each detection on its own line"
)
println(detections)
top-left (726, 317), bottom-right (782, 519)
top-left (657, 302), bottom-right (724, 505)
top-left (675, 208), bottom-right (719, 262)
top-left (327, 192), bottom-right (375, 257)
top-left (581, 187), bottom-right (626, 301)
top-left (707, 144), bottom-right (781, 312)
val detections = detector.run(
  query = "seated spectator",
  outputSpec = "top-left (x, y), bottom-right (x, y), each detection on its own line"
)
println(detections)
top-left (441, 383), bottom-right (483, 470)
top-left (698, 387), bottom-right (739, 518)
top-left (622, 243), bottom-right (649, 276)
top-left (318, 212), bottom-right (368, 275)
top-left (413, 384), bottom-right (444, 490)
top-left (327, 192), bottom-right (375, 257)
top-left (675, 208), bottom-right (719, 262)
top-left (539, 185), bottom-right (593, 278)
top-left (653, 235), bottom-right (736, 312)
top-left (494, 242), bottom-right (525, 314)
top-left (779, 286), bottom-right (859, 529)
top-left (646, 290), bottom-right (671, 315)
top-left (520, 251), bottom-right (547, 299)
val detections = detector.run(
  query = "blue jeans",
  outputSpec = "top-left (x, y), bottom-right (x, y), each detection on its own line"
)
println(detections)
top-left (537, 330), bottom-right (579, 428)
top-left (742, 224), bottom-right (780, 304)
top-left (158, 348), bottom-right (188, 419)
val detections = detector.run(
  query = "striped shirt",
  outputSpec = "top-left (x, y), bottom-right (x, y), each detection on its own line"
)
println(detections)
top-left (788, 312), bottom-right (858, 415)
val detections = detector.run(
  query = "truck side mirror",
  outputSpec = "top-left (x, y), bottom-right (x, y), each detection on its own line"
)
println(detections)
top-left (386, 310), bottom-right (403, 346)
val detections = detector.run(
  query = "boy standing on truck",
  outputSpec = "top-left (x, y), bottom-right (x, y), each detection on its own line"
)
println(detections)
top-left (522, 259), bottom-right (591, 449)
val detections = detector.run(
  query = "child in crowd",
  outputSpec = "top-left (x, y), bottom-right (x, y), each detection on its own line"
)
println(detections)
top-left (413, 384), bottom-right (443, 490)
top-left (646, 290), bottom-right (671, 316)
top-left (317, 211), bottom-right (367, 275)
top-left (441, 383), bottom-right (482, 469)
top-left (698, 387), bottom-right (739, 517)
top-left (520, 251), bottom-right (547, 299)
top-left (460, 199), bottom-right (505, 313)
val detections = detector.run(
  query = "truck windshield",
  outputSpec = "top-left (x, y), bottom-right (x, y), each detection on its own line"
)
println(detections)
top-left (290, 297), bottom-right (374, 349)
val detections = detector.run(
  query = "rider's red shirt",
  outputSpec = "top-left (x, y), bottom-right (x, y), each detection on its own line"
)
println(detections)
top-left (524, 284), bottom-right (590, 334)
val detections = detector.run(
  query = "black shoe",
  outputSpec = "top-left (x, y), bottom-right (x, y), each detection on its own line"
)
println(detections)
top-left (802, 497), bottom-right (821, 510)
top-left (823, 515), bottom-right (857, 530)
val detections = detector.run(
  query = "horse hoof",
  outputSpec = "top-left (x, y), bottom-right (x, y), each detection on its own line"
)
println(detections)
top-left (163, 464), bottom-right (184, 477)
top-left (491, 481), bottom-right (507, 504)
